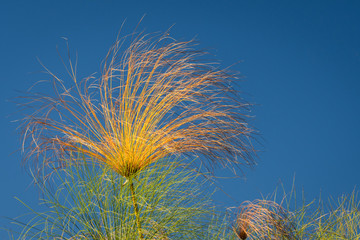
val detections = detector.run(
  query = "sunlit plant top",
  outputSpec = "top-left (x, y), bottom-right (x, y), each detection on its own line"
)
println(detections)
top-left (21, 32), bottom-right (256, 179)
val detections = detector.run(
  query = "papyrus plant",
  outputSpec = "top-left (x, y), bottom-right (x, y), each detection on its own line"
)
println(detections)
top-left (20, 32), bottom-right (256, 238)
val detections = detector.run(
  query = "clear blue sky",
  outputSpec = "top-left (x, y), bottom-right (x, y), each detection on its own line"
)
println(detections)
top-left (1, 0), bottom-right (360, 236)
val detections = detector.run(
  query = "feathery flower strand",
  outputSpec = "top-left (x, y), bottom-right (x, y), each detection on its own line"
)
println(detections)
top-left (22, 32), bottom-right (256, 179)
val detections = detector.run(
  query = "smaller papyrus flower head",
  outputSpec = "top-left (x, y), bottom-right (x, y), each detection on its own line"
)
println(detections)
top-left (21, 32), bottom-right (256, 179)
top-left (232, 200), bottom-right (296, 240)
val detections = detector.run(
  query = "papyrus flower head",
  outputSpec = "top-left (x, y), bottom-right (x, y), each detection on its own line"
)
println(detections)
top-left (21, 32), bottom-right (256, 178)
top-left (233, 200), bottom-right (296, 239)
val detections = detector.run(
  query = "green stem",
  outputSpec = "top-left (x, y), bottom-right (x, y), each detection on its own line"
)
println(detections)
top-left (129, 178), bottom-right (143, 239)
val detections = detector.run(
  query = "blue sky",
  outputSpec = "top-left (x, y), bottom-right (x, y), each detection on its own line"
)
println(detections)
top-left (1, 0), bottom-right (360, 236)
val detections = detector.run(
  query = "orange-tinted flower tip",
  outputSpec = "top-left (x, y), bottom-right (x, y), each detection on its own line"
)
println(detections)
top-left (237, 228), bottom-right (248, 240)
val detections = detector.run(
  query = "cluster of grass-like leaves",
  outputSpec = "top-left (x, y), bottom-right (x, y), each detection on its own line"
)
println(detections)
top-left (9, 156), bottom-right (239, 239)
top-left (280, 188), bottom-right (360, 239)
